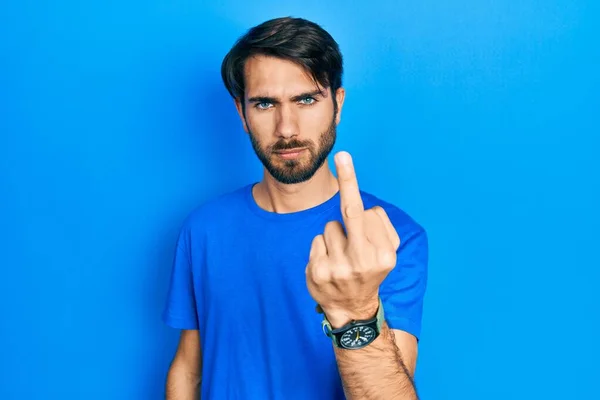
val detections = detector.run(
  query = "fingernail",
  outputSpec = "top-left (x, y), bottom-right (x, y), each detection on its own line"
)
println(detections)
top-left (336, 151), bottom-right (351, 165)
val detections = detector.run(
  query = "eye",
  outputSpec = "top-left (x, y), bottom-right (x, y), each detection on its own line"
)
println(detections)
top-left (299, 96), bottom-right (316, 105)
top-left (255, 102), bottom-right (272, 110)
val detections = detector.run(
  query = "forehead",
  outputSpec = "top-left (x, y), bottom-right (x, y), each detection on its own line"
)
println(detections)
top-left (244, 55), bottom-right (323, 98)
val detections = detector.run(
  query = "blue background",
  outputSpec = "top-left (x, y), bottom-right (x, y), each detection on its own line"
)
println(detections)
top-left (1, 1), bottom-right (598, 399)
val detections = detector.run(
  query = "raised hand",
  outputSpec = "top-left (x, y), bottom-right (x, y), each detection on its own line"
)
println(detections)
top-left (306, 151), bottom-right (401, 329)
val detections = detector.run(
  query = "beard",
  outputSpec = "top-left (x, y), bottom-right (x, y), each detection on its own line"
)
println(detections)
top-left (247, 116), bottom-right (337, 185)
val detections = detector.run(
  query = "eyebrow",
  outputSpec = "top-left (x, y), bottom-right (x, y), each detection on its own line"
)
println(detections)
top-left (247, 89), bottom-right (326, 104)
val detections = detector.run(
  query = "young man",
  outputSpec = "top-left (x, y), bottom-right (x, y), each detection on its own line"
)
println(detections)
top-left (163, 16), bottom-right (428, 400)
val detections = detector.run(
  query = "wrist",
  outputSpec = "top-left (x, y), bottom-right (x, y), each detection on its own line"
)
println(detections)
top-left (323, 299), bottom-right (380, 329)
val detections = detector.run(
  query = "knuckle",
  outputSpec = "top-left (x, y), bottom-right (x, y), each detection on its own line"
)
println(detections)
top-left (309, 235), bottom-right (324, 256)
top-left (345, 204), bottom-right (363, 219)
top-left (373, 206), bottom-right (389, 221)
top-left (377, 248), bottom-right (397, 269)
top-left (324, 220), bottom-right (341, 230)
top-left (332, 266), bottom-right (353, 282)
top-left (394, 234), bottom-right (401, 250)
top-left (374, 206), bottom-right (390, 221)
top-left (324, 220), bottom-right (343, 235)
top-left (311, 263), bottom-right (331, 283)
top-left (365, 209), bottom-right (382, 224)
top-left (373, 205), bottom-right (386, 215)
top-left (364, 208), bottom-right (376, 217)
top-left (311, 234), bottom-right (324, 246)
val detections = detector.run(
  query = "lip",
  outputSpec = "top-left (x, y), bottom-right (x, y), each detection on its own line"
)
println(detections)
top-left (275, 148), bottom-right (305, 154)
top-left (274, 148), bottom-right (306, 159)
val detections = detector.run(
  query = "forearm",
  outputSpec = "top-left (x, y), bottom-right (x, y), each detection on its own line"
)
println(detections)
top-left (165, 362), bottom-right (201, 400)
top-left (335, 322), bottom-right (417, 400)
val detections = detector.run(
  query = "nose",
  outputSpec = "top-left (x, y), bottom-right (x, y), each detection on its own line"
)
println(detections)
top-left (275, 104), bottom-right (299, 139)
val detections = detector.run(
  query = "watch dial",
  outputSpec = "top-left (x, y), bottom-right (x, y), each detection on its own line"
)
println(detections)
top-left (340, 325), bottom-right (376, 349)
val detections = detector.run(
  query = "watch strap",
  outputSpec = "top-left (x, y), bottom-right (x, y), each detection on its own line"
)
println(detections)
top-left (321, 297), bottom-right (385, 348)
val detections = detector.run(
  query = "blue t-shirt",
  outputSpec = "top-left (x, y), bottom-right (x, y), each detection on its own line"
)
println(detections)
top-left (162, 183), bottom-right (428, 399)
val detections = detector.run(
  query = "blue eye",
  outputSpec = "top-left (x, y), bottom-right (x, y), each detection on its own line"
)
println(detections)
top-left (256, 102), bottom-right (272, 110)
top-left (300, 97), bottom-right (316, 105)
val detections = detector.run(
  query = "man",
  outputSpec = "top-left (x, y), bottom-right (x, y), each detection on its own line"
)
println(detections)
top-left (163, 16), bottom-right (428, 400)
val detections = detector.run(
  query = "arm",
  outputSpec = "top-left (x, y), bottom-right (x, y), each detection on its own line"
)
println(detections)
top-left (162, 222), bottom-right (203, 398)
top-left (334, 322), bottom-right (418, 399)
top-left (306, 152), bottom-right (426, 400)
top-left (166, 329), bottom-right (202, 399)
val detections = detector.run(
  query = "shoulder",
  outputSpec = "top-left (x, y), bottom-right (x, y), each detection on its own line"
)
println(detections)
top-left (359, 190), bottom-right (428, 271)
top-left (359, 190), bottom-right (426, 241)
top-left (360, 191), bottom-right (429, 338)
top-left (177, 183), bottom-right (253, 244)
top-left (187, 184), bottom-right (250, 221)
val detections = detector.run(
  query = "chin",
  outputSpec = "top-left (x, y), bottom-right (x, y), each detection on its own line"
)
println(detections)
top-left (265, 164), bottom-right (312, 184)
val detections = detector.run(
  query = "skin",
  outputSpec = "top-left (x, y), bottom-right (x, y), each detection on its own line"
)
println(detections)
top-left (166, 55), bottom-right (419, 399)
top-left (306, 152), bottom-right (418, 399)
top-left (236, 55), bottom-right (343, 214)
top-left (166, 329), bottom-right (201, 399)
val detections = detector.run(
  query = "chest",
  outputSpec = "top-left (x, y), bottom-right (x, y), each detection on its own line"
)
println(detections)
top-left (196, 222), bottom-right (324, 322)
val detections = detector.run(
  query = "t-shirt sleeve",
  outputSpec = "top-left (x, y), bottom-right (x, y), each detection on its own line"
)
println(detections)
top-left (379, 224), bottom-right (428, 341)
top-left (161, 227), bottom-right (199, 330)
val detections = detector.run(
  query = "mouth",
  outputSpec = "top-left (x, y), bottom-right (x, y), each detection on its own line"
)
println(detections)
top-left (273, 148), bottom-right (307, 159)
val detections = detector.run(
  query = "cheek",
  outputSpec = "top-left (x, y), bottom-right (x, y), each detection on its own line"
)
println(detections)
top-left (247, 111), bottom-right (276, 136)
top-left (299, 108), bottom-right (333, 134)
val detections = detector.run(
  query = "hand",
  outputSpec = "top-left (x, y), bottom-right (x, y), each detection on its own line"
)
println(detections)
top-left (306, 151), bottom-right (401, 329)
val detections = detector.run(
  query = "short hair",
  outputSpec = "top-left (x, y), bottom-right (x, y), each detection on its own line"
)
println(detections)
top-left (221, 16), bottom-right (344, 102)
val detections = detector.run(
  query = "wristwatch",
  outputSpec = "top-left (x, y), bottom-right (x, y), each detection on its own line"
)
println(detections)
top-left (320, 298), bottom-right (384, 350)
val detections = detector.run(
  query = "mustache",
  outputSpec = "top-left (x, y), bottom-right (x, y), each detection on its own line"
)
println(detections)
top-left (270, 139), bottom-right (313, 152)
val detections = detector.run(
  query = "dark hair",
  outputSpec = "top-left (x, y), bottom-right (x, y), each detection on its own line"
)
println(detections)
top-left (221, 17), bottom-right (343, 103)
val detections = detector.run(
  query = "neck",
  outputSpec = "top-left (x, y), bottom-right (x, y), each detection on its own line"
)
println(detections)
top-left (252, 161), bottom-right (339, 214)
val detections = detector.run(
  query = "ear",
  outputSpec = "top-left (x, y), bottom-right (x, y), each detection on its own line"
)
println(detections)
top-left (334, 87), bottom-right (346, 125)
top-left (234, 96), bottom-right (249, 133)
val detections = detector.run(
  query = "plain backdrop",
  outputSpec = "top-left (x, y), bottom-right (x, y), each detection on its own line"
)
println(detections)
top-left (1, 1), bottom-right (598, 399)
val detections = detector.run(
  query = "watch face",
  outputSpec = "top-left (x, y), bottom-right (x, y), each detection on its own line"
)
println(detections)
top-left (339, 325), bottom-right (377, 349)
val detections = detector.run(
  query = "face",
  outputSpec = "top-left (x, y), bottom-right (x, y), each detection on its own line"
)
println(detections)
top-left (235, 55), bottom-right (345, 184)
